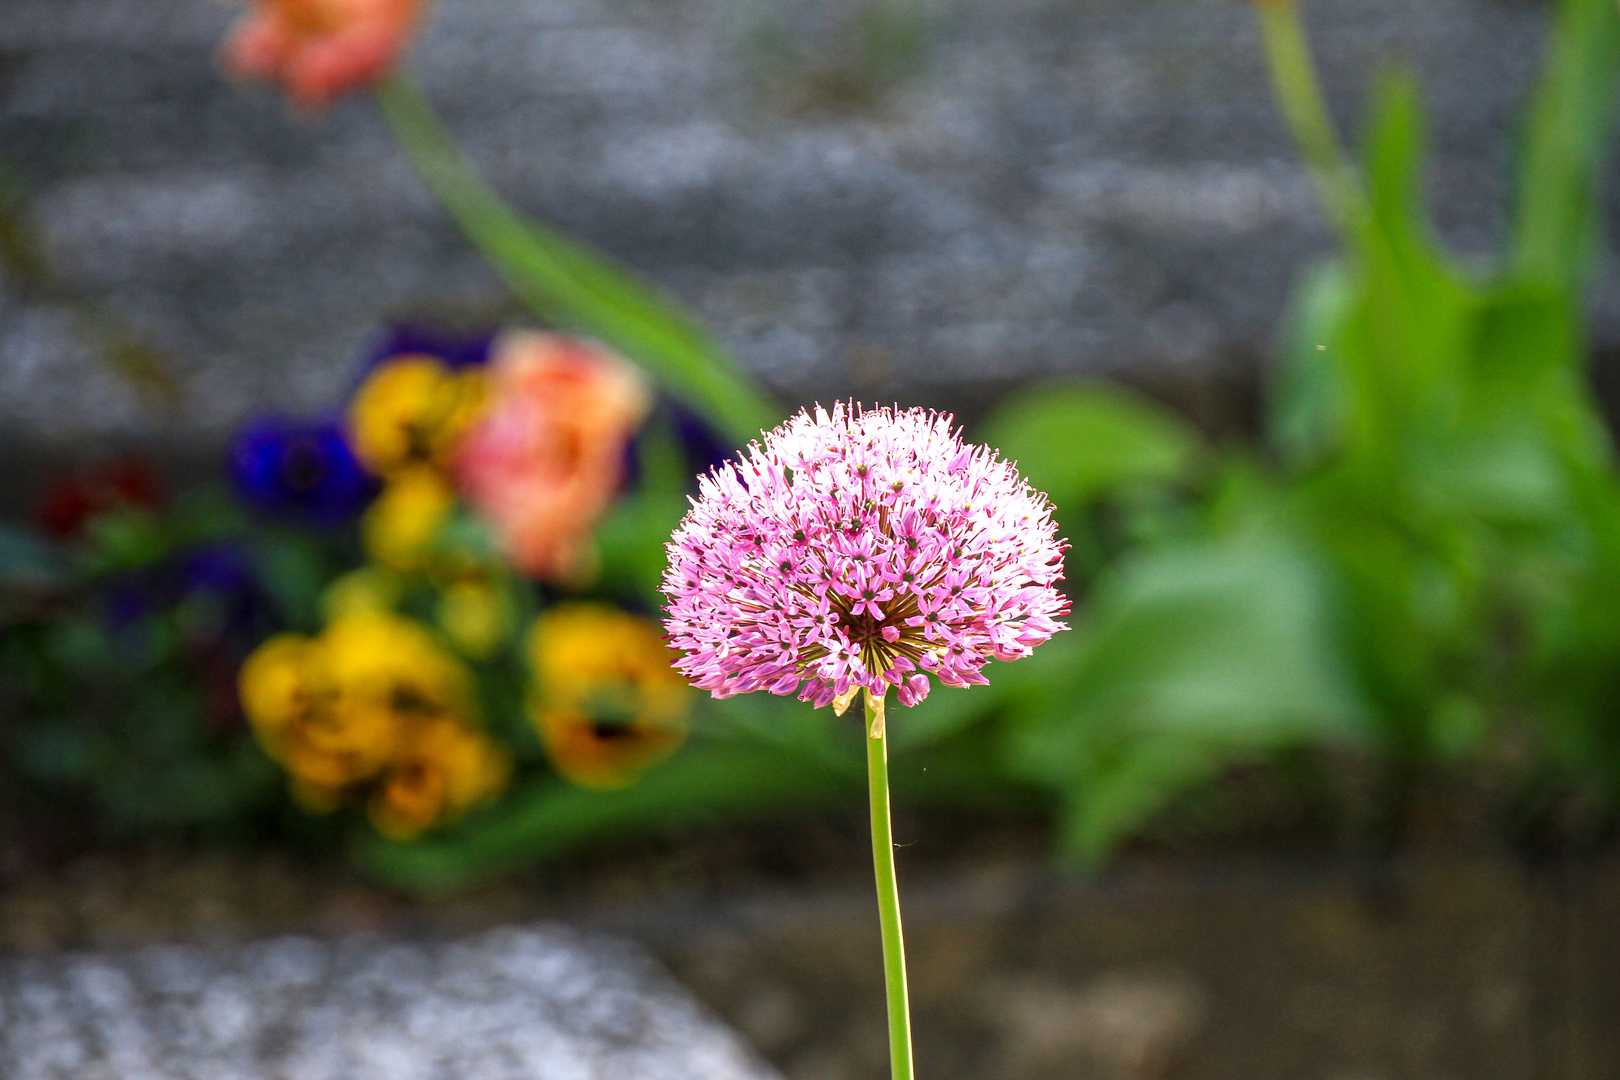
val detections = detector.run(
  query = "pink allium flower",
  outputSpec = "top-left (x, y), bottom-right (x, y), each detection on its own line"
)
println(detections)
top-left (662, 404), bottom-right (1068, 711)
top-left (223, 0), bottom-right (426, 112)
top-left (455, 331), bottom-right (650, 583)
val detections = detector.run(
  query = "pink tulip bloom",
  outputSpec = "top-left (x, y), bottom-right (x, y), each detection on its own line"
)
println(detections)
top-left (455, 332), bottom-right (651, 583)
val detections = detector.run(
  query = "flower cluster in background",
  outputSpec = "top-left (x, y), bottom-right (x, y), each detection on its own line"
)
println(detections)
top-left (0, 320), bottom-right (711, 845)
top-left (219, 323), bottom-right (698, 834)
top-left (239, 610), bottom-right (508, 838)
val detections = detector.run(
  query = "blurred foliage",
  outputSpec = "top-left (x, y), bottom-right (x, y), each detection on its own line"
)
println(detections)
top-left (965, 0), bottom-right (1620, 864)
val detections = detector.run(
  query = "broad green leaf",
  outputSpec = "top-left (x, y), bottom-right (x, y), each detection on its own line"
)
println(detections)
top-left (1335, 69), bottom-right (1475, 455)
top-left (1002, 530), bottom-right (1369, 863)
top-left (1064, 535), bottom-right (1366, 743)
top-left (1411, 434), bottom-right (1567, 527)
top-left (356, 741), bottom-right (857, 894)
top-left (1467, 282), bottom-right (1611, 478)
top-left (1056, 733), bottom-right (1231, 865)
top-left (977, 382), bottom-right (1201, 512)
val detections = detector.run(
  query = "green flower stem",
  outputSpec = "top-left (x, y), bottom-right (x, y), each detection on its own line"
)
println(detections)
top-left (373, 73), bottom-right (778, 446)
top-left (865, 688), bottom-right (914, 1080)
top-left (1254, 0), bottom-right (1369, 244)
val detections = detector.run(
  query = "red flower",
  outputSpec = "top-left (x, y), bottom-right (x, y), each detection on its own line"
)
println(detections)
top-left (34, 457), bottom-right (165, 540)
top-left (223, 0), bottom-right (426, 111)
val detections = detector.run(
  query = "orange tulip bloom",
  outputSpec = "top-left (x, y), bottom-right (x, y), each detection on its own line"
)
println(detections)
top-left (224, 0), bottom-right (427, 111)
top-left (455, 333), bottom-right (651, 583)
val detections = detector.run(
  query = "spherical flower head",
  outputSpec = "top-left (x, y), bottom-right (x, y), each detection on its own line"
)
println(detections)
top-left (526, 603), bottom-right (692, 790)
top-left (223, 0), bottom-right (427, 112)
top-left (455, 332), bottom-right (651, 583)
top-left (663, 404), bottom-right (1069, 710)
top-left (230, 415), bottom-right (374, 525)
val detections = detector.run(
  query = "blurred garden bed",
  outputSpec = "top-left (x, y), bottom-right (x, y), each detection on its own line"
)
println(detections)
top-left (0, 802), bottom-right (1614, 1080)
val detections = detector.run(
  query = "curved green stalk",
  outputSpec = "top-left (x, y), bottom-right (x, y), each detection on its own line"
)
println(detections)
top-left (374, 73), bottom-right (779, 446)
top-left (1254, 1), bottom-right (1369, 245)
top-left (866, 688), bottom-right (914, 1080)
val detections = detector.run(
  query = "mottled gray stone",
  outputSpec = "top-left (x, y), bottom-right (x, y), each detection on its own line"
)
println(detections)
top-left (0, 0), bottom-right (1576, 445)
top-left (0, 924), bottom-right (783, 1080)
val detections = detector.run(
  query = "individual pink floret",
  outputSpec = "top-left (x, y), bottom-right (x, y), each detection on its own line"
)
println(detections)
top-left (662, 404), bottom-right (1068, 710)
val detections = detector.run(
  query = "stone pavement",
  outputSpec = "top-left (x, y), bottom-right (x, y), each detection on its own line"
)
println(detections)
top-left (0, 923), bottom-right (782, 1080)
top-left (0, 0), bottom-right (1577, 446)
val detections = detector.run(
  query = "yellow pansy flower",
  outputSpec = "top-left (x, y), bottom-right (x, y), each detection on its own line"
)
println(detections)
top-left (369, 716), bottom-right (511, 840)
top-left (526, 603), bottom-right (693, 790)
top-left (238, 629), bottom-right (395, 799)
top-left (361, 465), bottom-right (456, 571)
top-left (348, 355), bottom-right (487, 477)
top-left (238, 610), bottom-right (509, 834)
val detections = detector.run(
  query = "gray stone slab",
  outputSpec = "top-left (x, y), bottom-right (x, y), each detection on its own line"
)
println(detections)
top-left (0, 923), bottom-right (784, 1080)
top-left (0, 0), bottom-right (1578, 446)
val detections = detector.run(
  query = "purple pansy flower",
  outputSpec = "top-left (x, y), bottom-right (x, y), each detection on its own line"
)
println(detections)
top-left (229, 416), bottom-right (374, 525)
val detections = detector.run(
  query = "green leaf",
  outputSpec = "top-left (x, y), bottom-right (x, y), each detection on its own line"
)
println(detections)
top-left (1513, 0), bottom-right (1620, 288)
top-left (0, 524), bottom-right (65, 591)
top-left (355, 741), bottom-right (857, 894)
top-left (1003, 530), bottom-right (1368, 863)
top-left (976, 382), bottom-right (1201, 512)
top-left (595, 418), bottom-right (691, 601)
top-left (1467, 282), bottom-right (1610, 478)
top-left (1268, 258), bottom-right (1352, 467)
top-left (375, 75), bottom-right (779, 447)
top-left (1070, 535), bottom-right (1365, 742)
top-left (1334, 69), bottom-right (1475, 453)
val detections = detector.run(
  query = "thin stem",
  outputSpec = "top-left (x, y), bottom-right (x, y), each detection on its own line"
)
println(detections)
top-left (371, 73), bottom-right (778, 446)
top-left (865, 688), bottom-right (914, 1080)
top-left (1254, 0), bottom-right (1369, 244)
